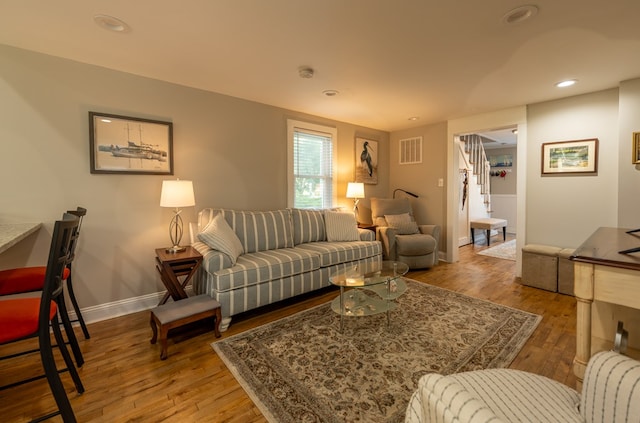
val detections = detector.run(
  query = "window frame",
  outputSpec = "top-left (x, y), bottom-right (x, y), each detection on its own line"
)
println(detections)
top-left (286, 119), bottom-right (338, 209)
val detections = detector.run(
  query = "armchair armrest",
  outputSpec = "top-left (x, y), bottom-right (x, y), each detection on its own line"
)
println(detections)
top-left (376, 226), bottom-right (399, 260)
top-left (581, 351), bottom-right (640, 422)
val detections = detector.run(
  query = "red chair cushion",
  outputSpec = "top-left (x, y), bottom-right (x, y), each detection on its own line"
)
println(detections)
top-left (0, 266), bottom-right (70, 296)
top-left (0, 298), bottom-right (57, 344)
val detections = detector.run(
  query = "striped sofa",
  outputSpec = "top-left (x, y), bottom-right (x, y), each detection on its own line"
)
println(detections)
top-left (190, 208), bottom-right (381, 330)
top-left (405, 350), bottom-right (640, 423)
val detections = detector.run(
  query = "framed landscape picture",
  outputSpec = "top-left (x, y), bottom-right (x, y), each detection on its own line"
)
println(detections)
top-left (633, 132), bottom-right (640, 164)
top-left (89, 111), bottom-right (173, 175)
top-left (541, 138), bottom-right (598, 175)
top-left (355, 137), bottom-right (378, 184)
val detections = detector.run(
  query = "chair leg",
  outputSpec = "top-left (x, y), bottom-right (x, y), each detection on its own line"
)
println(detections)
top-left (57, 300), bottom-right (84, 368)
top-left (41, 318), bottom-right (77, 423)
top-left (52, 317), bottom-right (85, 394)
top-left (65, 274), bottom-right (90, 339)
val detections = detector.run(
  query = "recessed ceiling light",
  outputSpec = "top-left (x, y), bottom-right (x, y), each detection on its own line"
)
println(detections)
top-left (322, 90), bottom-right (339, 97)
top-left (502, 5), bottom-right (538, 25)
top-left (100, 119), bottom-right (112, 123)
top-left (556, 79), bottom-right (577, 88)
top-left (408, 116), bottom-right (420, 121)
top-left (299, 67), bottom-right (314, 79)
top-left (94, 14), bottom-right (130, 33)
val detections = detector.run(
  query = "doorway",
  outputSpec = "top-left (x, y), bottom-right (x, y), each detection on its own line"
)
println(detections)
top-left (456, 127), bottom-right (518, 255)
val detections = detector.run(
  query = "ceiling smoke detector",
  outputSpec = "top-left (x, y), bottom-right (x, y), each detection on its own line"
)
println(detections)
top-left (298, 67), bottom-right (314, 79)
top-left (502, 5), bottom-right (538, 25)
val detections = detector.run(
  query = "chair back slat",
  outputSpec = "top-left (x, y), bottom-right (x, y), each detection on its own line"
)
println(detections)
top-left (40, 213), bottom-right (80, 328)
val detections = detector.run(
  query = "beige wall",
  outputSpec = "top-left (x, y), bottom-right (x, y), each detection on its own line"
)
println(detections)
top-left (526, 89), bottom-right (620, 248)
top-left (0, 45), bottom-right (389, 312)
top-left (618, 78), bottom-right (640, 228)
top-left (388, 122), bottom-right (448, 251)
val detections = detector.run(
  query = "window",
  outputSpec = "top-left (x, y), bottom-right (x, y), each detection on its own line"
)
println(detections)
top-left (287, 119), bottom-right (337, 208)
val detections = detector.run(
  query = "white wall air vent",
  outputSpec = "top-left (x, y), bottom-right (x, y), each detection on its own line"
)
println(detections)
top-left (399, 136), bottom-right (422, 164)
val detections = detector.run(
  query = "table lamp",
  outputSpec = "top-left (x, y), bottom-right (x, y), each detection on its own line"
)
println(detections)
top-left (346, 182), bottom-right (365, 220)
top-left (160, 179), bottom-right (195, 253)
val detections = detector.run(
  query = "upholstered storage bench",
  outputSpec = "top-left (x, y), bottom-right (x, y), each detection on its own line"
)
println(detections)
top-left (521, 244), bottom-right (562, 292)
top-left (190, 208), bottom-right (382, 330)
top-left (557, 248), bottom-right (576, 296)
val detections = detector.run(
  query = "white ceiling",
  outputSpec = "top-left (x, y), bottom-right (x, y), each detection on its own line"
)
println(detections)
top-left (2, 0), bottom-right (639, 132)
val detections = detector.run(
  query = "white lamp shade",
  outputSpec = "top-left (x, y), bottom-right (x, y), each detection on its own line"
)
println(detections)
top-left (346, 182), bottom-right (365, 199)
top-left (160, 180), bottom-right (195, 208)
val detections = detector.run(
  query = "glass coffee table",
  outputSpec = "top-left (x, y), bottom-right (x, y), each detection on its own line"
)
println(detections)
top-left (329, 260), bottom-right (409, 332)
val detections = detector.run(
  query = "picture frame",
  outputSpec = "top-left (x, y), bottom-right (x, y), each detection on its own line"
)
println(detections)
top-left (355, 137), bottom-right (378, 184)
top-left (633, 132), bottom-right (640, 164)
top-left (89, 111), bottom-right (173, 175)
top-left (541, 138), bottom-right (598, 175)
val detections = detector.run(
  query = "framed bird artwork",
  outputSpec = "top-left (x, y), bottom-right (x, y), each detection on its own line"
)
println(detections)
top-left (355, 137), bottom-right (378, 184)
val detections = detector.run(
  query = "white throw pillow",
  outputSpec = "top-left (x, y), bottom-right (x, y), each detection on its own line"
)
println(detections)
top-left (197, 213), bottom-right (244, 264)
top-left (324, 211), bottom-right (360, 242)
top-left (384, 213), bottom-right (420, 235)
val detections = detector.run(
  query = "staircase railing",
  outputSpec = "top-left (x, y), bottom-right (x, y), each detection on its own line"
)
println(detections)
top-left (461, 134), bottom-right (492, 212)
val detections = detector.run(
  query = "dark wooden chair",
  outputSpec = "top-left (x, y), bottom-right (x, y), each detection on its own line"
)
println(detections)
top-left (0, 213), bottom-right (84, 422)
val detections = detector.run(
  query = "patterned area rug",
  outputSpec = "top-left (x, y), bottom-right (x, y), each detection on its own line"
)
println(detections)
top-left (212, 279), bottom-right (540, 423)
top-left (477, 239), bottom-right (517, 261)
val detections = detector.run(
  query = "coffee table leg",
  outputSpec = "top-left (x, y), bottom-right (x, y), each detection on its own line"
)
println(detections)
top-left (339, 286), bottom-right (344, 333)
top-left (386, 280), bottom-right (391, 328)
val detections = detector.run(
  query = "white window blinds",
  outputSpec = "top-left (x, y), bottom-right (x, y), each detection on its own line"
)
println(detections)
top-left (287, 120), bottom-right (337, 208)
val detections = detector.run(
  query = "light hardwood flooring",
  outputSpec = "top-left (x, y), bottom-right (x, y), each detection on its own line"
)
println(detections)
top-left (0, 236), bottom-right (577, 422)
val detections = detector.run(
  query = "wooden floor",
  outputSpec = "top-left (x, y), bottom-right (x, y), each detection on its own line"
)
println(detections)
top-left (0, 236), bottom-right (577, 422)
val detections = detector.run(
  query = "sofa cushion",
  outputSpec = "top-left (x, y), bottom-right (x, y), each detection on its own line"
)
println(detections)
top-left (197, 213), bottom-right (244, 264)
top-left (211, 247), bottom-right (320, 292)
top-left (291, 208), bottom-right (326, 245)
top-left (324, 210), bottom-right (359, 241)
top-left (297, 241), bottom-right (381, 268)
top-left (219, 209), bottom-right (294, 253)
top-left (384, 213), bottom-right (419, 234)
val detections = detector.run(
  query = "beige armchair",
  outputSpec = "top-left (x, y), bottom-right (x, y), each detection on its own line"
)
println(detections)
top-left (370, 198), bottom-right (440, 269)
top-left (405, 350), bottom-right (640, 423)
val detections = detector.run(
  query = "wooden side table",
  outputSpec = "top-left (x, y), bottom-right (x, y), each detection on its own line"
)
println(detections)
top-left (357, 223), bottom-right (377, 232)
top-left (155, 246), bottom-right (203, 305)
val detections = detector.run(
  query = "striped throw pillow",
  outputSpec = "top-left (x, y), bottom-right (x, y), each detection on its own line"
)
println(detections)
top-left (197, 213), bottom-right (244, 264)
top-left (324, 211), bottom-right (359, 242)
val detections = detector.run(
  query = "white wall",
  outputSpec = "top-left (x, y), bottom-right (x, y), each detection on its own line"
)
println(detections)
top-left (0, 45), bottom-right (390, 317)
top-left (526, 89), bottom-right (619, 248)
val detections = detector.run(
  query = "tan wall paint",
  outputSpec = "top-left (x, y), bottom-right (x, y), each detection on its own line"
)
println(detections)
top-left (0, 45), bottom-right (389, 309)
top-left (388, 122), bottom-right (448, 251)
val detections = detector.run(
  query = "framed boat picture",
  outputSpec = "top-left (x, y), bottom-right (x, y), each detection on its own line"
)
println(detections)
top-left (89, 111), bottom-right (173, 175)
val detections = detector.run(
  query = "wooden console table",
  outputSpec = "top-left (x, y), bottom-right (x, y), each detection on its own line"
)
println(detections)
top-left (571, 227), bottom-right (640, 388)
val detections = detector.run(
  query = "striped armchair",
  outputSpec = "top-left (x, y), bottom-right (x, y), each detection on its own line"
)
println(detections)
top-left (405, 350), bottom-right (640, 423)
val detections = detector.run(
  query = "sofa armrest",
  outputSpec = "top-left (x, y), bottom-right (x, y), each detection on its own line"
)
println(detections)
top-left (581, 351), bottom-right (640, 422)
top-left (192, 241), bottom-right (233, 272)
top-left (358, 228), bottom-right (375, 241)
top-left (419, 225), bottom-right (440, 254)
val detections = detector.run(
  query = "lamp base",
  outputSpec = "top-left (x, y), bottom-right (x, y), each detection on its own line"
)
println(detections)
top-left (165, 245), bottom-right (186, 254)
